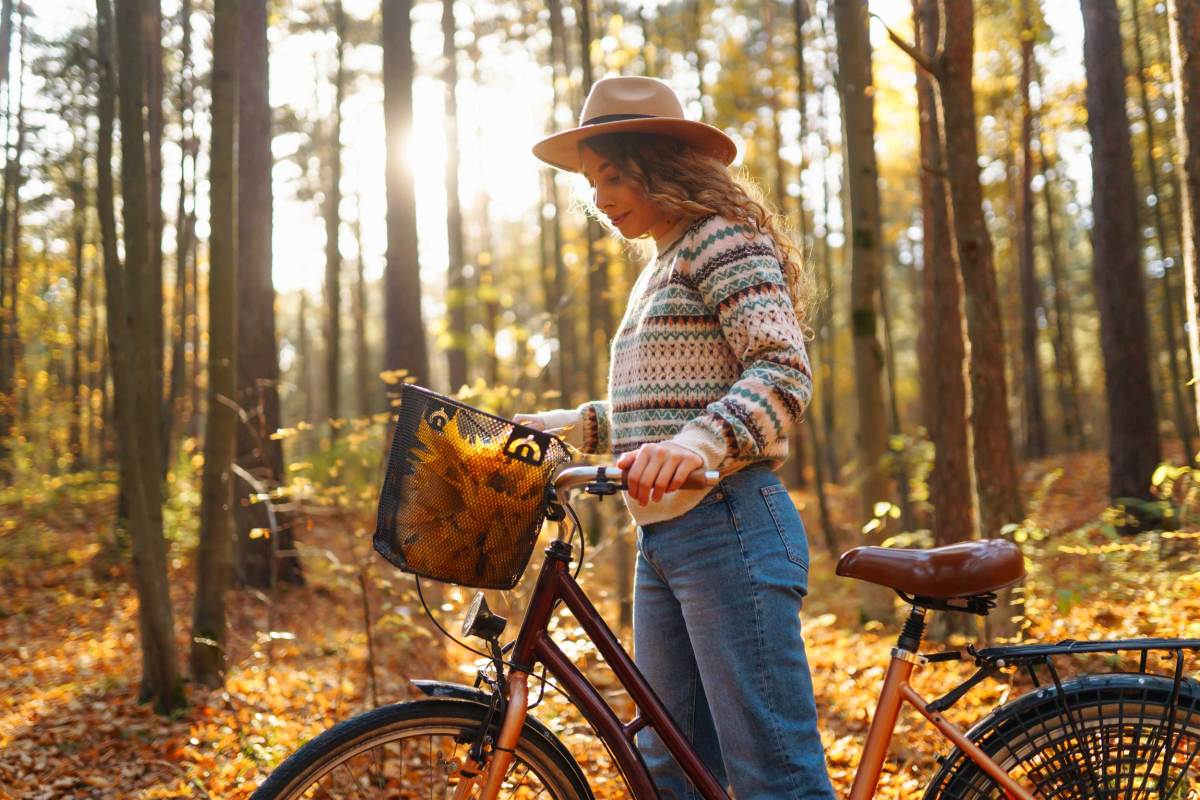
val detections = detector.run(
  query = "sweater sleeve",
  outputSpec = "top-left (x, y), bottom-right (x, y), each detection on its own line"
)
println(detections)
top-left (575, 400), bottom-right (612, 455)
top-left (670, 225), bottom-right (814, 470)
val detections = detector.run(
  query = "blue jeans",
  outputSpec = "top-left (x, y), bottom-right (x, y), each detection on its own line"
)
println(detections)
top-left (633, 464), bottom-right (836, 800)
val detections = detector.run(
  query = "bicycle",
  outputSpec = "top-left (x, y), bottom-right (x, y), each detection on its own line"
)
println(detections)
top-left (252, 385), bottom-right (1200, 799)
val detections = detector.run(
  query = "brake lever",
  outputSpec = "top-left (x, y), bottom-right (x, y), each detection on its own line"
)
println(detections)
top-left (584, 465), bottom-right (622, 499)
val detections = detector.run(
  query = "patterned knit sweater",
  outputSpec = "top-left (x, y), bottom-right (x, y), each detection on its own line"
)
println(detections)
top-left (550, 214), bottom-right (814, 525)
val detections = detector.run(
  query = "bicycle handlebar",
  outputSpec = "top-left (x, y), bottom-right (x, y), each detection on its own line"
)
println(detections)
top-left (553, 465), bottom-right (720, 493)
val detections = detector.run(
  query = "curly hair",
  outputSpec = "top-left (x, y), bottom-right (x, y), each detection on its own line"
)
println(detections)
top-left (577, 131), bottom-right (817, 338)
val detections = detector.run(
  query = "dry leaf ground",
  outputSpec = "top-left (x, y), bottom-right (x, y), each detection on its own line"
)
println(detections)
top-left (2, 449), bottom-right (1198, 798)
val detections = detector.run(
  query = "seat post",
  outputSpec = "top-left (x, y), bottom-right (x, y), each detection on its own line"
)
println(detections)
top-left (896, 604), bottom-right (928, 654)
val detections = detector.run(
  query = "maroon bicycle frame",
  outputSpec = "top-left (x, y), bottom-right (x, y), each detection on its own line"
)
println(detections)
top-left (508, 538), bottom-right (730, 799)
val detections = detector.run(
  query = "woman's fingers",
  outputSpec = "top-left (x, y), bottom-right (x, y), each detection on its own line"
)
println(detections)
top-left (628, 446), bottom-right (663, 505)
top-left (619, 443), bottom-right (703, 505)
top-left (512, 413), bottom-right (546, 431)
top-left (656, 448), bottom-right (703, 500)
top-left (665, 456), bottom-right (697, 495)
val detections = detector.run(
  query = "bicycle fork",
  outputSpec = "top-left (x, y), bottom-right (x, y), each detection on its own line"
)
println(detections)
top-left (451, 672), bottom-right (531, 800)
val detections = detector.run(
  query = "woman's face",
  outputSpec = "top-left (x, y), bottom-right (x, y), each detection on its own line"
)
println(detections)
top-left (579, 145), bottom-right (676, 240)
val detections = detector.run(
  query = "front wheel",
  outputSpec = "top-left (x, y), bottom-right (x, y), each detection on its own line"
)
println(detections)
top-left (250, 698), bottom-right (593, 800)
top-left (924, 672), bottom-right (1200, 799)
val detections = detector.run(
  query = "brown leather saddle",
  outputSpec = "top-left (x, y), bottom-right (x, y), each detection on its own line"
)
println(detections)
top-left (836, 539), bottom-right (1025, 611)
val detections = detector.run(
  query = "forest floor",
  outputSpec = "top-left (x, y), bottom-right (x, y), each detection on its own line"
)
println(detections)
top-left (2, 447), bottom-right (1199, 799)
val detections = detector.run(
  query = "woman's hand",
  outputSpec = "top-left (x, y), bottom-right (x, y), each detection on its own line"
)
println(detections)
top-left (512, 413), bottom-right (546, 431)
top-left (617, 442), bottom-right (705, 506)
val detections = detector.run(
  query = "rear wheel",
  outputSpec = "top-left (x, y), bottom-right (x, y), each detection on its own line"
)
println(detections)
top-left (924, 672), bottom-right (1200, 799)
top-left (251, 699), bottom-right (592, 800)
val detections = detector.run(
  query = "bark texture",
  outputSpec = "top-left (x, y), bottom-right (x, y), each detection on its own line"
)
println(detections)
top-left (833, 0), bottom-right (893, 622)
top-left (382, 0), bottom-right (429, 387)
top-left (1080, 0), bottom-right (1162, 506)
top-left (191, 0), bottom-right (239, 688)
top-left (1017, 0), bottom-right (1047, 459)
top-left (938, 0), bottom-right (1023, 538)
top-left (1169, 0), bottom-right (1200, 443)
top-left (324, 0), bottom-right (345, 428)
top-left (442, 0), bottom-right (467, 392)
top-left (915, 0), bottom-right (974, 552)
top-left (234, 0), bottom-right (302, 589)
top-left (105, 0), bottom-right (184, 712)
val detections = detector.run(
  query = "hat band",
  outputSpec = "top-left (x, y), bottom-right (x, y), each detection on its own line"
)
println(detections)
top-left (581, 112), bottom-right (656, 126)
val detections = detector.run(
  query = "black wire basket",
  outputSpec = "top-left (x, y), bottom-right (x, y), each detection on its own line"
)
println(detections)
top-left (373, 384), bottom-right (572, 590)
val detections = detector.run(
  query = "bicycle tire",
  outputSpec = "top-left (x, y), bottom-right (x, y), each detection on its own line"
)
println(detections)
top-left (924, 672), bottom-right (1200, 799)
top-left (250, 698), bottom-right (593, 800)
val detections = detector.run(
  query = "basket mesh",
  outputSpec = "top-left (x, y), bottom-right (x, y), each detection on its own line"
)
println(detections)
top-left (373, 384), bottom-right (572, 589)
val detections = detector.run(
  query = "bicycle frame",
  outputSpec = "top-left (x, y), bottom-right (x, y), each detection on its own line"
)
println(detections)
top-left (506, 536), bottom-right (729, 798)
top-left (848, 647), bottom-right (1034, 800)
top-left (479, 535), bottom-right (1042, 800)
top-left (465, 469), bottom-right (1048, 799)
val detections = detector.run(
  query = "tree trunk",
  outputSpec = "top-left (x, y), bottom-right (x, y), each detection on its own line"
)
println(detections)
top-left (1032, 86), bottom-right (1086, 451)
top-left (934, 0), bottom-right (1025, 639)
top-left (546, 0), bottom-right (576, 406)
top-left (833, 0), bottom-right (893, 623)
top-left (937, 0), bottom-right (1023, 538)
top-left (0, 0), bottom-right (11, 91)
top-left (1152, 0), bottom-right (1200, 460)
top-left (88, 237), bottom-right (104, 468)
top-left (353, 194), bottom-right (371, 416)
top-left (1136, 0), bottom-right (1199, 460)
top-left (235, 0), bottom-right (302, 590)
top-left (191, 0), bottom-right (239, 688)
top-left (1080, 0), bottom-right (1162, 513)
top-left (8, 33), bottom-right (23, 427)
top-left (104, 0), bottom-right (184, 713)
top-left (466, 35), bottom-right (497, 391)
top-left (1017, 0), bottom-right (1047, 459)
top-left (165, 0), bottom-right (194, 468)
top-left (324, 0), bottom-right (345, 429)
top-left (382, 0), bottom-right (429, 389)
top-left (145, 0), bottom-right (165, 472)
top-left (188, 230), bottom-right (202, 439)
top-left (299, 291), bottom-right (314, 424)
top-left (817, 10), bottom-right (840, 481)
top-left (0, 11), bottom-right (24, 471)
top-left (69, 146), bottom-right (87, 468)
top-left (442, 0), bottom-right (467, 393)
top-left (1170, 0), bottom-right (1200, 444)
top-left (915, 0), bottom-right (975, 638)
top-left (579, 0), bottom-right (610, 402)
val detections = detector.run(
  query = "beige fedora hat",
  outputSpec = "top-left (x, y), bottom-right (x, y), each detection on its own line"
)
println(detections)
top-left (532, 76), bottom-right (737, 173)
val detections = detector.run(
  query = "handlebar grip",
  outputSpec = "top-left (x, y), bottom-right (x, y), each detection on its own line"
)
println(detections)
top-left (551, 466), bottom-right (721, 493)
top-left (680, 469), bottom-right (721, 490)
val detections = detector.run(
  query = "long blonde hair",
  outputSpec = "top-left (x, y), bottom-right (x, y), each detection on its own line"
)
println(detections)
top-left (579, 131), bottom-right (817, 337)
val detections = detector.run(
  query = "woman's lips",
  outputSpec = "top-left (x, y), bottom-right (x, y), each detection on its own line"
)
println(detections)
top-left (611, 211), bottom-right (630, 226)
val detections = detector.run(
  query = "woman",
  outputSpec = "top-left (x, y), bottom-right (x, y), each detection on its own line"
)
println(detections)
top-left (517, 75), bottom-right (836, 799)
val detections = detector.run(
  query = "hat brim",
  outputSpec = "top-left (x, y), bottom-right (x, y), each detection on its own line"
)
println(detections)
top-left (531, 117), bottom-right (738, 173)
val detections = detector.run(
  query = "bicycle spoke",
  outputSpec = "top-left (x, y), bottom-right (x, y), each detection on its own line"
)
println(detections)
top-left (1160, 733), bottom-right (1200, 800)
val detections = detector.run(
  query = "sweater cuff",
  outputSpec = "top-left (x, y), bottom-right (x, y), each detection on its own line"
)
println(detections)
top-left (575, 401), bottom-right (609, 454)
top-left (536, 408), bottom-right (583, 449)
top-left (671, 423), bottom-right (728, 472)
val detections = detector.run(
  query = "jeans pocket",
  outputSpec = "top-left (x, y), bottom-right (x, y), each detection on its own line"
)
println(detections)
top-left (760, 485), bottom-right (810, 570)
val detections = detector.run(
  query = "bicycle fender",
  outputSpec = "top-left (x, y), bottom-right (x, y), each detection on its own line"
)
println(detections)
top-left (412, 679), bottom-right (492, 702)
top-left (410, 680), bottom-right (595, 800)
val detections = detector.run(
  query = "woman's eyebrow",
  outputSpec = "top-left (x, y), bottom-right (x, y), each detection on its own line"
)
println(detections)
top-left (584, 160), bottom-right (613, 186)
